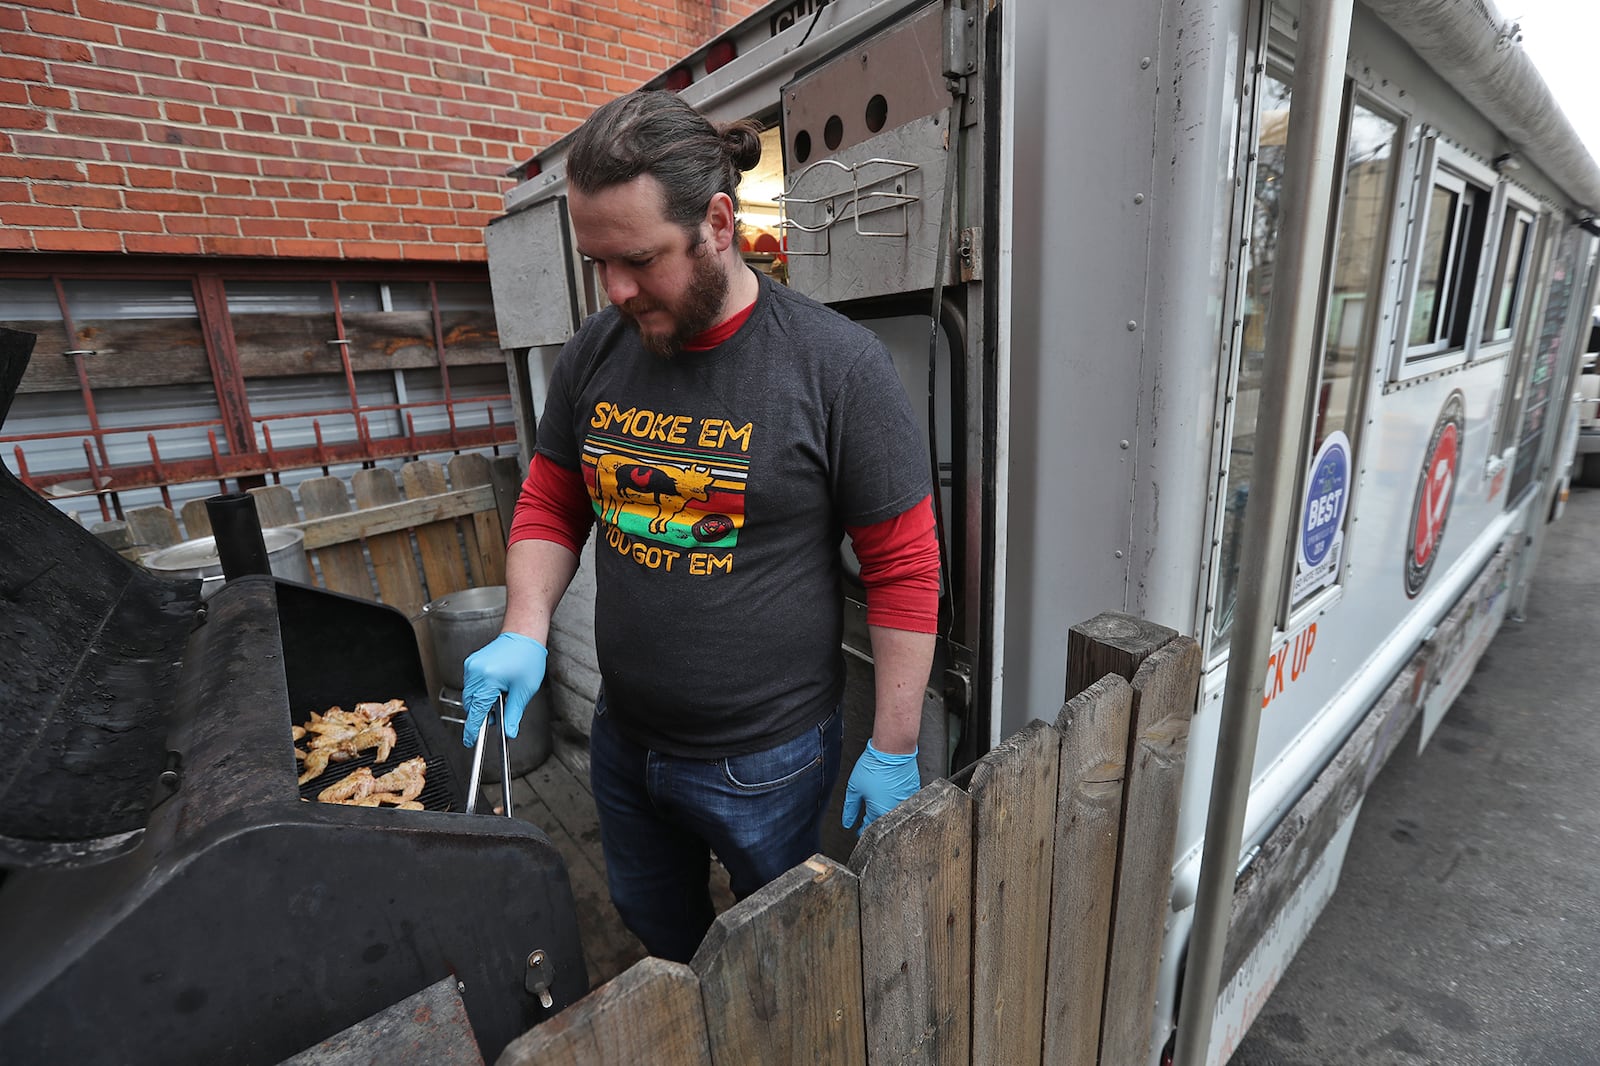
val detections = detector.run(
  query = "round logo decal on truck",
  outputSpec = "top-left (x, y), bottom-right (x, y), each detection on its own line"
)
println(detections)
top-left (1404, 390), bottom-right (1465, 599)
top-left (1293, 430), bottom-right (1351, 601)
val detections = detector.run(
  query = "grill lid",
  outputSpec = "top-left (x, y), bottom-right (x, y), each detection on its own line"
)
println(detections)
top-left (0, 333), bottom-right (203, 868)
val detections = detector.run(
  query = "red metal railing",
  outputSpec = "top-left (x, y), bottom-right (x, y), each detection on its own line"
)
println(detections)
top-left (4, 394), bottom-right (516, 522)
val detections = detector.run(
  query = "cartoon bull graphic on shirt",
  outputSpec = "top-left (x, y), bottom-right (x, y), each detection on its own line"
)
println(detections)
top-left (595, 454), bottom-right (717, 535)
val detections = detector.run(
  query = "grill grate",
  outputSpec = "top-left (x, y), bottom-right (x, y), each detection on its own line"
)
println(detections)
top-left (295, 709), bottom-right (457, 812)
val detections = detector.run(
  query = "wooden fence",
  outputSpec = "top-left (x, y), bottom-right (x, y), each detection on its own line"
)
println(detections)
top-left (91, 453), bottom-right (524, 692)
top-left (499, 615), bottom-right (1202, 1066)
top-left (93, 454), bottom-right (522, 610)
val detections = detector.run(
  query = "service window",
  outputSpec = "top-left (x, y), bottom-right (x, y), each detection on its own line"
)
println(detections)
top-left (1480, 195), bottom-right (1537, 349)
top-left (1288, 94), bottom-right (1402, 611)
top-left (1400, 140), bottom-right (1491, 368)
top-left (1212, 65), bottom-right (1294, 651)
top-left (1491, 213), bottom-right (1553, 460)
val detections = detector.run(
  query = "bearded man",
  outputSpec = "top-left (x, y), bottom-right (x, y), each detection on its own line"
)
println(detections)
top-left (461, 89), bottom-right (940, 964)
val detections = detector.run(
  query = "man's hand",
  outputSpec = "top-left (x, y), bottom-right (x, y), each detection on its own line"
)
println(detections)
top-left (842, 740), bottom-right (920, 834)
top-left (461, 632), bottom-right (548, 746)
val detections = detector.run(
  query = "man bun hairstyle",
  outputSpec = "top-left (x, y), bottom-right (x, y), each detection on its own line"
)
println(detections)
top-left (567, 90), bottom-right (764, 231)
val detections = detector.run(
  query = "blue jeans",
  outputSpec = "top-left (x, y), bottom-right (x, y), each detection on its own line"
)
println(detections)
top-left (588, 695), bottom-right (843, 963)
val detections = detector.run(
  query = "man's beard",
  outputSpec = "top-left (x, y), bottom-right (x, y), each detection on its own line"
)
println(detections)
top-left (619, 247), bottom-right (730, 358)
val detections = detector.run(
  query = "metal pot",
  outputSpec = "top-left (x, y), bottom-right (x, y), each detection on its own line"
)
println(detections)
top-left (143, 528), bottom-right (311, 598)
top-left (422, 585), bottom-right (551, 779)
top-left (422, 585), bottom-right (509, 692)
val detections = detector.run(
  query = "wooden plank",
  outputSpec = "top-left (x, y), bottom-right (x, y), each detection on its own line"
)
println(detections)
top-left (497, 957), bottom-right (711, 1066)
top-left (179, 498), bottom-right (212, 540)
top-left (525, 758), bottom-right (602, 849)
top-left (13, 317), bottom-right (213, 393)
top-left (1065, 612), bottom-right (1178, 700)
top-left (293, 484), bottom-right (495, 549)
top-left (280, 976), bottom-right (484, 1066)
top-left (91, 520), bottom-right (142, 561)
top-left (298, 476), bottom-right (374, 598)
top-left (1044, 674), bottom-right (1134, 1066)
top-left (438, 309), bottom-right (503, 365)
top-left (968, 719), bottom-right (1060, 1066)
top-left (249, 484), bottom-right (299, 528)
top-left (449, 452), bottom-right (507, 587)
top-left (847, 778), bottom-right (971, 1066)
top-left (489, 454), bottom-right (524, 536)
top-left (352, 467), bottom-right (427, 618)
top-left (692, 856), bottom-right (865, 1066)
top-left (448, 454), bottom-right (487, 587)
top-left (341, 309), bottom-right (440, 372)
top-left (124, 505), bottom-right (181, 552)
top-left (10, 319), bottom-right (73, 394)
top-left (402, 459), bottom-right (470, 599)
top-left (232, 312), bottom-right (342, 378)
top-left (1097, 636), bottom-right (1201, 1066)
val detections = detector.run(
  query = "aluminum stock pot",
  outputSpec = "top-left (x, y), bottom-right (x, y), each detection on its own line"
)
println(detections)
top-left (143, 527), bottom-right (311, 597)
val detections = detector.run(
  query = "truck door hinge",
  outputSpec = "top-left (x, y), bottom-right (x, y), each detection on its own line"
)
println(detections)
top-left (943, 1), bottom-right (978, 80)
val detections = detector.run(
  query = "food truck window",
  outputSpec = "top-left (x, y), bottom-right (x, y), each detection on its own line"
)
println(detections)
top-left (1401, 146), bottom-right (1490, 367)
top-left (1212, 66), bottom-right (1293, 652)
top-left (1286, 93), bottom-right (1400, 613)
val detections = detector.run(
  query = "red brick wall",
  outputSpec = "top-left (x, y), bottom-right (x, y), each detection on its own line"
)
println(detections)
top-left (0, 0), bottom-right (763, 261)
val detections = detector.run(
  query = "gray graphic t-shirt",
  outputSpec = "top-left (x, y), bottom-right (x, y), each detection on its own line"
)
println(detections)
top-left (536, 274), bottom-right (930, 757)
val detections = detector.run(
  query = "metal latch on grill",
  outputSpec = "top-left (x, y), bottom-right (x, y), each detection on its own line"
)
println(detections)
top-left (525, 949), bottom-right (553, 1009)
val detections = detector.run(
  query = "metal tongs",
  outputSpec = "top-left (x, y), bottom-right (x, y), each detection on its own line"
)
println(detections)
top-left (465, 694), bottom-right (513, 817)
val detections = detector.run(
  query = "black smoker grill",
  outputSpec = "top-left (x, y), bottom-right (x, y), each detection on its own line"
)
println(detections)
top-left (0, 331), bottom-right (585, 1065)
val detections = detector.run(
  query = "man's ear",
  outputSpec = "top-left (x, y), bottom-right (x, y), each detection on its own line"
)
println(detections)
top-left (703, 192), bottom-right (737, 253)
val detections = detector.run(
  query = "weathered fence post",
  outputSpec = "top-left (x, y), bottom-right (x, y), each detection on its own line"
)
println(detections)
top-left (1043, 673), bottom-right (1134, 1066)
top-left (848, 777), bottom-right (972, 1066)
top-left (489, 453), bottom-right (524, 540)
top-left (402, 459), bottom-right (470, 598)
top-left (352, 467), bottom-right (427, 617)
top-left (496, 956), bottom-right (711, 1066)
top-left (299, 475), bottom-right (371, 597)
top-left (179, 497), bottom-right (211, 539)
top-left (248, 483), bottom-right (299, 528)
top-left (1065, 612), bottom-right (1177, 701)
top-left (449, 452), bottom-right (508, 588)
top-left (1096, 635), bottom-right (1201, 1066)
top-left (691, 855), bottom-right (866, 1066)
top-left (124, 505), bottom-right (181, 553)
top-left (966, 719), bottom-right (1061, 1066)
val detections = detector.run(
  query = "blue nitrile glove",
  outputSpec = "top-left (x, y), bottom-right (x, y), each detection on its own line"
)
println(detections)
top-left (842, 740), bottom-right (920, 834)
top-left (461, 632), bottom-right (547, 747)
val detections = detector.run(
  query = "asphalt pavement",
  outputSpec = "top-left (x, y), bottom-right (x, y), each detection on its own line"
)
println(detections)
top-left (1231, 486), bottom-right (1600, 1066)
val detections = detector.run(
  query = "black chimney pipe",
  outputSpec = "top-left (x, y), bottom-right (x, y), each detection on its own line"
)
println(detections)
top-left (205, 492), bottom-right (272, 581)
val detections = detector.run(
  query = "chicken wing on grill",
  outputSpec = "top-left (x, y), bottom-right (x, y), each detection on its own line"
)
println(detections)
top-left (293, 700), bottom-right (408, 783)
top-left (353, 699), bottom-right (405, 724)
top-left (297, 748), bottom-right (332, 785)
top-left (318, 768), bottom-right (375, 804)
top-left (371, 757), bottom-right (427, 803)
top-left (315, 757), bottom-right (428, 809)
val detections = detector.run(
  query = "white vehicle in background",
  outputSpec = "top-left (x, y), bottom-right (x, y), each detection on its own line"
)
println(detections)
top-left (1577, 308), bottom-right (1600, 486)
top-left (484, 0), bottom-right (1600, 1060)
